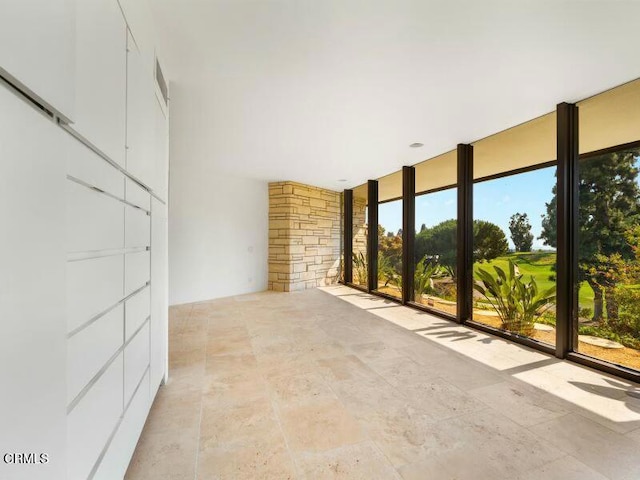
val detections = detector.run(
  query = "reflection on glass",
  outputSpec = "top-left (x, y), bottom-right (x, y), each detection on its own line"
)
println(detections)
top-left (377, 199), bottom-right (402, 299)
top-left (413, 188), bottom-right (457, 315)
top-left (472, 167), bottom-right (557, 346)
top-left (576, 146), bottom-right (640, 370)
top-left (352, 184), bottom-right (368, 287)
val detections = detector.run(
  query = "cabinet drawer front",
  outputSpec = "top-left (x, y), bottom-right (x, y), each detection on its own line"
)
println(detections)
top-left (67, 353), bottom-right (123, 480)
top-left (66, 180), bottom-right (124, 253)
top-left (124, 322), bottom-right (150, 405)
top-left (68, 140), bottom-right (124, 199)
top-left (125, 250), bottom-right (150, 296)
top-left (67, 255), bottom-right (124, 333)
top-left (92, 370), bottom-right (150, 480)
top-left (125, 286), bottom-right (150, 342)
top-left (67, 305), bottom-right (123, 405)
top-left (125, 205), bottom-right (150, 248)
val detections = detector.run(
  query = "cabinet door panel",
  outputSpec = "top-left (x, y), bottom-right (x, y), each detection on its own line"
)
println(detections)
top-left (0, 83), bottom-right (67, 480)
top-left (67, 305), bottom-right (123, 405)
top-left (74, 0), bottom-right (127, 166)
top-left (154, 96), bottom-right (169, 201)
top-left (126, 32), bottom-right (156, 187)
top-left (151, 199), bottom-right (168, 389)
top-left (0, 0), bottom-right (75, 119)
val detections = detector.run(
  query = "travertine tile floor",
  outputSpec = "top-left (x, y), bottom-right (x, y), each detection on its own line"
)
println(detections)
top-left (126, 286), bottom-right (640, 480)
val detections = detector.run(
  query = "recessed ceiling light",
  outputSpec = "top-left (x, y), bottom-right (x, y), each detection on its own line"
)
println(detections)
top-left (338, 179), bottom-right (347, 182)
top-left (410, 142), bottom-right (423, 148)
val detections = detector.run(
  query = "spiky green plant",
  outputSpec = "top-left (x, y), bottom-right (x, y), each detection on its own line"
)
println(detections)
top-left (378, 252), bottom-right (401, 290)
top-left (474, 260), bottom-right (556, 336)
top-left (414, 256), bottom-right (443, 301)
top-left (352, 251), bottom-right (367, 286)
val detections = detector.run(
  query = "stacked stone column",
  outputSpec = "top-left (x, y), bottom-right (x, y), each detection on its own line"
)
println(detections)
top-left (268, 181), bottom-right (341, 291)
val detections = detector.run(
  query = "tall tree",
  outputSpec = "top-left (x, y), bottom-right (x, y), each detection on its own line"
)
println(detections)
top-left (539, 184), bottom-right (557, 248)
top-left (509, 213), bottom-right (534, 252)
top-left (415, 219), bottom-right (457, 271)
top-left (415, 219), bottom-right (509, 273)
top-left (539, 148), bottom-right (640, 321)
top-left (473, 220), bottom-right (509, 262)
top-left (378, 225), bottom-right (402, 276)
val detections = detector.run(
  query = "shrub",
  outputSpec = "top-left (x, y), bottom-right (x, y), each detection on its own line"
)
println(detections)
top-left (578, 307), bottom-right (593, 320)
top-left (434, 282), bottom-right (457, 302)
top-left (474, 260), bottom-right (556, 336)
top-left (612, 287), bottom-right (640, 337)
top-left (378, 252), bottom-right (399, 288)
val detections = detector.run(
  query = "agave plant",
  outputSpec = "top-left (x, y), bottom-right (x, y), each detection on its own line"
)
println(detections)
top-left (352, 251), bottom-right (368, 285)
top-left (414, 255), bottom-right (444, 301)
top-left (474, 260), bottom-right (556, 336)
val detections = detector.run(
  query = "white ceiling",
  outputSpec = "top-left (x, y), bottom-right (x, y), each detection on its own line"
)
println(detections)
top-left (149, 0), bottom-right (640, 191)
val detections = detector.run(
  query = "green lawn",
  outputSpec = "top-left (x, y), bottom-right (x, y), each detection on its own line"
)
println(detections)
top-left (473, 251), bottom-right (595, 308)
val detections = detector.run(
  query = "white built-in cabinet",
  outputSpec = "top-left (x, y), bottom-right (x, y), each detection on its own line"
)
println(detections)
top-left (0, 1), bottom-right (169, 479)
top-left (150, 197), bottom-right (169, 391)
top-left (0, 80), bottom-right (68, 480)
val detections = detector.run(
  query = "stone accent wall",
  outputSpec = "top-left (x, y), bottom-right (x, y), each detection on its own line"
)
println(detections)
top-left (268, 181), bottom-right (342, 292)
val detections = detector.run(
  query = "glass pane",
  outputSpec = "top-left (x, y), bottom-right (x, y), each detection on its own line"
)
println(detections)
top-left (376, 172), bottom-right (402, 299)
top-left (414, 150), bottom-right (457, 315)
top-left (576, 78), bottom-right (640, 370)
top-left (352, 183), bottom-right (368, 287)
top-left (472, 113), bottom-right (557, 346)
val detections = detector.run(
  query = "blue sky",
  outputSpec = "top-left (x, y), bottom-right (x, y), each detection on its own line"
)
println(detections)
top-left (378, 166), bottom-right (557, 250)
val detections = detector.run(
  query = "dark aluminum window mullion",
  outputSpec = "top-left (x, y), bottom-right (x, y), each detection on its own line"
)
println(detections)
top-left (402, 166), bottom-right (416, 305)
top-left (555, 102), bottom-right (579, 358)
top-left (343, 189), bottom-right (353, 284)
top-left (457, 144), bottom-right (473, 323)
top-left (367, 180), bottom-right (379, 292)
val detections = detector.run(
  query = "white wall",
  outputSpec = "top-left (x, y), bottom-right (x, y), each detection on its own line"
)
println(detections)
top-left (169, 83), bottom-right (269, 305)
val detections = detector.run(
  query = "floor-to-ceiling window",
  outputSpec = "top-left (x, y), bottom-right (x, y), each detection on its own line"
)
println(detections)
top-left (342, 79), bottom-right (640, 382)
top-left (413, 151), bottom-right (457, 316)
top-left (351, 183), bottom-right (368, 288)
top-left (575, 78), bottom-right (640, 371)
top-left (375, 172), bottom-right (403, 299)
top-left (471, 113), bottom-right (557, 346)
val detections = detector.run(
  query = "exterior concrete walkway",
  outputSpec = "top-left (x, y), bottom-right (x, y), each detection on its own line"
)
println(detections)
top-left (126, 286), bottom-right (640, 480)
